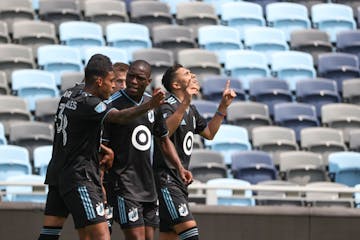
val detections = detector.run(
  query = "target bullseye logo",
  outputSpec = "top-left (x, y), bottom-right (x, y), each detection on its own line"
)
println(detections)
top-left (183, 131), bottom-right (194, 156)
top-left (132, 125), bottom-right (151, 151)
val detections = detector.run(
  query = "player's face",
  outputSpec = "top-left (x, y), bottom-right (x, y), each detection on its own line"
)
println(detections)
top-left (175, 67), bottom-right (192, 90)
top-left (126, 64), bottom-right (151, 98)
top-left (113, 70), bottom-right (127, 93)
top-left (99, 71), bottom-right (116, 100)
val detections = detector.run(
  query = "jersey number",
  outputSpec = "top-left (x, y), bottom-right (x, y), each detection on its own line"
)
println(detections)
top-left (56, 103), bottom-right (68, 146)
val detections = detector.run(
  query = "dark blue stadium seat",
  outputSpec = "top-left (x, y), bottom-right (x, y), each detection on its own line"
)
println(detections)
top-left (336, 30), bottom-right (360, 60)
top-left (201, 76), bottom-right (245, 102)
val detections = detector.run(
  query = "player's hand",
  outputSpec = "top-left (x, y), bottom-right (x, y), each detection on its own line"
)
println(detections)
top-left (99, 144), bottom-right (114, 170)
top-left (180, 168), bottom-right (193, 185)
top-left (219, 80), bottom-right (237, 109)
top-left (150, 88), bottom-right (165, 108)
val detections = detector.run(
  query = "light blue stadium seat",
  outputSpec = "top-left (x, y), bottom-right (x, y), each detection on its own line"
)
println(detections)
top-left (224, 50), bottom-right (270, 90)
top-left (198, 25), bottom-right (242, 64)
top-left (33, 145), bottom-right (52, 176)
top-left (354, 184), bottom-right (360, 208)
top-left (221, 1), bottom-right (265, 41)
top-left (271, 51), bottom-right (316, 91)
top-left (244, 26), bottom-right (289, 64)
top-left (83, 46), bottom-right (129, 65)
top-left (328, 151), bottom-right (360, 187)
top-left (37, 45), bottom-right (83, 85)
top-left (106, 23), bottom-right (152, 60)
top-left (11, 69), bottom-right (59, 111)
top-left (311, 3), bottom-right (356, 42)
top-left (206, 178), bottom-right (255, 206)
top-left (266, 2), bottom-right (311, 41)
top-left (204, 124), bottom-right (252, 165)
top-left (0, 122), bottom-right (6, 145)
top-left (0, 145), bottom-right (31, 183)
top-left (202, 0), bottom-right (237, 15)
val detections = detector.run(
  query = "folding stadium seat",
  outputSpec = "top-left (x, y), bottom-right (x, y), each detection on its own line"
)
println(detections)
top-left (200, 76), bottom-right (245, 102)
top-left (266, 2), bottom-right (311, 41)
top-left (177, 49), bottom-right (221, 78)
top-left (322, 103), bottom-right (360, 142)
top-left (247, 0), bottom-right (279, 10)
top-left (332, 0), bottom-right (360, 16)
top-left (83, 46), bottom-right (129, 65)
top-left (343, 79), bottom-right (360, 104)
top-left (273, 102), bottom-right (319, 141)
top-left (158, 0), bottom-right (189, 15)
top-left (256, 180), bottom-right (304, 206)
top-left (0, 21), bottom-right (10, 43)
top-left (231, 151), bottom-right (277, 184)
top-left (318, 53), bottom-right (360, 92)
top-left (226, 102), bottom-right (272, 137)
top-left (60, 72), bottom-right (84, 93)
top-left (133, 48), bottom-right (174, 89)
top-left (191, 100), bottom-right (218, 122)
top-left (224, 50), bottom-right (270, 90)
top-left (193, 134), bottom-right (204, 149)
top-left (189, 149), bottom-right (227, 183)
top-left (39, 0), bottom-right (81, 30)
top-left (290, 29), bottom-right (332, 66)
top-left (176, 2), bottom-right (218, 38)
top-left (0, 71), bottom-right (9, 95)
top-left (271, 51), bottom-right (316, 91)
top-left (300, 127), bottom-right (347, 162)
top-left (0, 0), bottom-right (35, 34)
top-left (328, 151), bottom-right (360, 187)
top-left (349, 130), bottom-right (360, 151)
top-left (37, 45), bottom-right (83, 85)
top-left (35, 97), bottom-right (60, 123)
top-left (252, 126), bottom-right (299, 166)
top-left (206, 178), bottom-right (255, 206)
top-left (286, 0), bottom-right (325, 12)
top-left (279, 151), bottom-right (327, 185)
top-left (296, 78), bottom-right (341, 117)
top-left (249, 78), bottom-right (292, 116)
top-left (305, 181), bottom-right (354, 207)
top-left (13, 20), bottom-right (58, 57)
top-left (311, 3), bottom-right (356, 43)
top-left (0, 44), bottom-right (35, 80)
top-left (220, 1), bottom-right (265, 41)
top-left (106, 22), bottom-right (152, 60)
top-left (0, 122), bottom-right (6, 145)
top-left (11, 69), bottom-right (59, 111)
top-left (152, 25), bottom-right (196, 59)
top-left (4, 174), bottom-right (47, 203)
top-left (337, 30), bottom-right (360, 60)
top-left (204, 124), bottom-right (251, 165)
top-left (198, 25), bottom-right (242, 64)
top-left (0, 96), bottom-right (32, 136)
top-left (84, 0), bottom-right (128, 30)
top-left (33, 145), bottom-right (52, 176)
top-left (130, 1), bottom-right (172, 32)
top-left (354, 184), bottom-right (360, 208)
top-left (0, 145), bottom-right (31, 182)
top-left (244, 27), bottom-right (289, 64)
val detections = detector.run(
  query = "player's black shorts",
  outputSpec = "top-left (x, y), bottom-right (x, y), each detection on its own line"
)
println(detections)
top-left (44, 183), bottom-right (107, 229)
top-left (112, 195), bottom-right (159, 229)
top-left (156, 173), bottom-right (194, 232)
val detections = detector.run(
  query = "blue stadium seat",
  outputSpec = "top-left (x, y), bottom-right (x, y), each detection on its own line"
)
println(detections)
top-left (318, 52), bottom-right (360, 92)
top-left (271, 51), bottom-right (316, 91)
top-left (231, 151), bottom-right (277, 184)
top-left (200, 76), bottom-right (245, 102)
top-left (328, 151), bottom-right (360, 187)
top-left (0, 145), bottom-right (31, 182)
top-left (220, 1), bottom-right (265, 41)
top-left (37, 45), bottom-right (83, 85)
top-left (11, 69), bottom-right (59, 111)
top-left (83, 46), bottom-right (129, 65)
top-left (204, 124), bottom-right (251, 165)
top-left (206, 178), bottom-right (255, 206)
top-left (311, 3), bottom-right (356, 42)
top-left (274, 102), bottom-right (319, 141)
top-left (266, 2), bottom-right (311, 41)
top-left (192, 100), bottom-right (218, 122)
top-left (296, 78), bottom-right (341, 118)
top-left (224, 50), bottom-right (270, 90)
top-left (33, 145), bottom-right (52, 176)
top-left (198, 25), bottom-right (242, 64)
top-left (336, 30), bottom-right (360, 60)
top-left (249, 77), bottom-right (292, 116)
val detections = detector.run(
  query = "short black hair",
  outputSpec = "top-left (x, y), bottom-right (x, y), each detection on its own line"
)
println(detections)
top-left (129, 60), bottom-right (152, 78)
top-left (85, 54), bottom-right (113, 85)
top-left (161, 64), bottom-right (183, 92)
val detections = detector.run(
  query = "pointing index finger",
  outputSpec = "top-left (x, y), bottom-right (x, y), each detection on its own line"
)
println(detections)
top-left (225, 79), bottom-right (230, 90)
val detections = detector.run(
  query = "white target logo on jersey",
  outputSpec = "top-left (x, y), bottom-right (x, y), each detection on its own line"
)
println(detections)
top-left (132, 125), bottom-right (151, 151)
top-left (183, 131), bottom-right (194, 156)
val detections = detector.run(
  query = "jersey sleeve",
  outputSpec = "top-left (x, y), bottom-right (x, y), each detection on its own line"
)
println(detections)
top-left (75, 95), bottom-right (114, 123)
top-left (154, 108), bottom-right (169, 138)
top-left (191, 105), bottom-right (207, 134)
top-left (160, 102), bottom-right (175, 120)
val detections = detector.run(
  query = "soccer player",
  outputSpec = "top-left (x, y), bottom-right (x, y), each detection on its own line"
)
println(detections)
top-left (154, 64), bottom-right (236, 240)
top-left (112, 62), bottom-right (129, 93)
top-left (37, 54), bottom-right (165, 240)
top-left (103, 60), bottom-right (192, 240)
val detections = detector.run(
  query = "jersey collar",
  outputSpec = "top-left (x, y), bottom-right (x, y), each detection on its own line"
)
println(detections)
top-left (121, 89), bottom-right (144, 106)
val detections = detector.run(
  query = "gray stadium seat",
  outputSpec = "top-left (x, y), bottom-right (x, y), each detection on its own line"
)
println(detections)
top-left (343, 78), bottom-right (360, 104)
top-left (349, 129), bottom-right (360, 151)
top-left (0, 71), bottom-right (9, 95)
top-left (0, 21), bottom-right (9, 43)
top-left (60, 71), bottom-right (84, 93)
top-left (0, 0), bottom-right (35, 34)
top-left (35, 97), bottom-right (60, 123)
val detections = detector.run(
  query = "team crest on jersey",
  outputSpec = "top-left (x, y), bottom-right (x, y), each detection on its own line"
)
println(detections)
top-left (148, 110), bottom-right (154, 123)
top-left (94, 102), bottom-right (107, 113)
top-left (128, 207), bottom-right (139, 222)
top-left (96, 202), bottom-right (105, 216)
top-left (178, 203), bottom-right (189, 217)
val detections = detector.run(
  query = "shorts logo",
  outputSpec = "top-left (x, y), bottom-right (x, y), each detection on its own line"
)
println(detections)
top-left (183, 131), bottom-right (194, 156)
top-left (128, 207), bottom-right (139, 222)
top-left (96, 202), bottom-right (105, 216)
top-left (148, 110), bottom-right (154, 123)
top-left (178, 203), bottom-right (189, 217)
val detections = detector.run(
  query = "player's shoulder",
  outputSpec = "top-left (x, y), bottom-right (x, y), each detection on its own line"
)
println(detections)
top-left (164, 94), bottom-right (178, 105)
top-left (105, 90), bottom-right (124, 104)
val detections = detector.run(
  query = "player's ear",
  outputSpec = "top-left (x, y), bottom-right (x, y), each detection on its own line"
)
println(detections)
top-left (172, 80), bottom-right (180, 90)
top-left (96, 76), bottom-right (103, 86)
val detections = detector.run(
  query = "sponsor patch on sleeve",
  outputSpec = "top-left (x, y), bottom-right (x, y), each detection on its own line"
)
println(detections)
top-left (94, 102), bottom-right (107, 113)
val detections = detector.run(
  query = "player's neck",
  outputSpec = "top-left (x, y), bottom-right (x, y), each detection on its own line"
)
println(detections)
top-left (172, 90), bottom-right (184, 102)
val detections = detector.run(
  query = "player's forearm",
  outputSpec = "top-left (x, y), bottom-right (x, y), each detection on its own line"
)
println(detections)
top-left (202, 106), bottom-right (226, 140)
top-left (106, 101), bottom-right (153, 124)
top-left (166, 102), bottom-right (189, 136)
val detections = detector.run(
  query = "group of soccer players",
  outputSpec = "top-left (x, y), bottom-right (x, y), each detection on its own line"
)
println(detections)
top-left (37, 54), bottom-right (236, 240)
